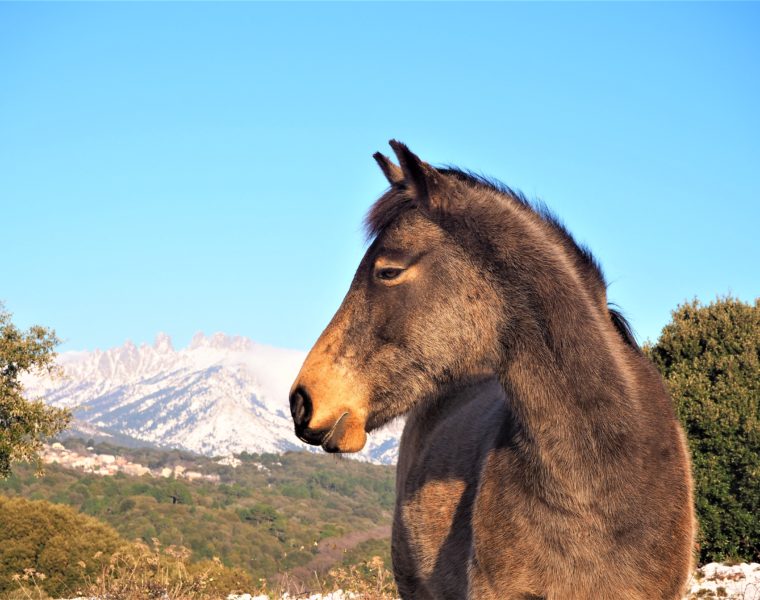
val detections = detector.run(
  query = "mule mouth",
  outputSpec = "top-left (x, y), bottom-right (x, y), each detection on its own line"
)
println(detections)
top-left (295, 427), bottom-right (327, 446)
top-left (294, 412), bottom-right (350, 449)
top-left (321, 412), bottom-right (350, 453)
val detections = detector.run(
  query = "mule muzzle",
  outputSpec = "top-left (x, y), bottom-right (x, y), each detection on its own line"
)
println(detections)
top-left (289, 386), bottom-right (367, 453)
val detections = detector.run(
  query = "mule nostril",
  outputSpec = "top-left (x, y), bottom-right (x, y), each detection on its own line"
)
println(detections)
top-left (289, 386), bottom-right (312, 428)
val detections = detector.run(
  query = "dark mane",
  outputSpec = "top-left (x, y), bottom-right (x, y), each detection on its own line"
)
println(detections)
top-left (365, 166), bottom-right (639, 349)
top-left (609, 305), bottom-right (640, 349)
top-left (438, 167), bottom-right (607, 292)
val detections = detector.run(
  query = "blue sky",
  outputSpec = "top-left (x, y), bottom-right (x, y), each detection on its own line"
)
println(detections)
top-left (2, 2), bottom-right (758, 353)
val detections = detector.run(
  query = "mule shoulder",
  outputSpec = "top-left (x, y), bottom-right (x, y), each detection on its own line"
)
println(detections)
top-left (394, 378), bottom-right (507, 599)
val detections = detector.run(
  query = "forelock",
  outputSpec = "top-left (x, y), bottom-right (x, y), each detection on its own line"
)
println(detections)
top-left (364, 186), bottom-right (417, 241)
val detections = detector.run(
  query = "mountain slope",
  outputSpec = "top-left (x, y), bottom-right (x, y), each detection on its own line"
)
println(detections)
top-left (23, 333), bottom-right (402, 464)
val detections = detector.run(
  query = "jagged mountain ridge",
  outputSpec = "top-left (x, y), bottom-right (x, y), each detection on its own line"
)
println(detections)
top-left (23, 333), bottom-right (402, 464)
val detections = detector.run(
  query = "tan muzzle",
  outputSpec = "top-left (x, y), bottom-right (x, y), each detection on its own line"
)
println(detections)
top-left (289, 341), bottom-right (369, 453)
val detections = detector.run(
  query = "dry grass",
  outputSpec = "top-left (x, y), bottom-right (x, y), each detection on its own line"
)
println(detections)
top-left (313, 556), bottom-right (398, 599)
top-left (8, 539), bottom-right (399, 600)
top-left (10, 538), bottom-right (253, 600)
top-left (260, 555), bottom-right (398, 599)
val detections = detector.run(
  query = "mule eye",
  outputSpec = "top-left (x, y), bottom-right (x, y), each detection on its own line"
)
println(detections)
top-left (376, 267), bottom-right (404, 281)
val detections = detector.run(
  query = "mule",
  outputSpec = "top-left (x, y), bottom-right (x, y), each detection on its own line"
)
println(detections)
top-left (290, 141), bottom-right (695, 599)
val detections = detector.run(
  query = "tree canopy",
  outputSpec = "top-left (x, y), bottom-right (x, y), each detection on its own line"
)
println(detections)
top-left (0, 304), bottom-right (70, 477)
top-left (0, 495), bottom-right (123, 597)
top-left (647, 297), bottom-right (759, 563)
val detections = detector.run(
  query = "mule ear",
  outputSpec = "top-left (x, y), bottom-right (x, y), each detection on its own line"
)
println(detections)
top-left (373, 152), bottom-right (404, 186)
top-left (388, 140), bottom-right (443, 211)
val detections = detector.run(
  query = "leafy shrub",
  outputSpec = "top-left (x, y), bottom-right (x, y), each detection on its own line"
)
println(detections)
top-left (238, 502), bottom-right (279, 525)
top-left (0, 496), bottom-right (258, 599)
top-left (0, 495), bottom-right (123, 597)
top-left (647, 297), bottom-right (759, 562)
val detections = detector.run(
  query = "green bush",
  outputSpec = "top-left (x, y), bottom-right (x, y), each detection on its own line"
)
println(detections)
top-left (647, 297), bottom-right (759, 562)
top-left (0, 495), bottom-right (124, 597)
top-left (0, 495), bottom-right (261, 599)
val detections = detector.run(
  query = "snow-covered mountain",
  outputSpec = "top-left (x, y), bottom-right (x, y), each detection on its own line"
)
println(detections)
top-left (22, 333), bottom-right (402, 465)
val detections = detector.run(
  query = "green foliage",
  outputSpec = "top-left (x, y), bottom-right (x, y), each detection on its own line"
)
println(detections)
top-left (168, 481), bottom-right (193, 505)
top-left (0, 304), bottom-right (70, 477)
top-left (0, 495), bottom-right (123, 597)
top-left (238, 502), bottom-right (280, 525)
top-left (647, 297), bottom-right (760, 563)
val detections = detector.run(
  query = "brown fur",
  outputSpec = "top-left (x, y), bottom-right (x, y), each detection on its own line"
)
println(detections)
top-left (290, 142), bottom-right (696, 599)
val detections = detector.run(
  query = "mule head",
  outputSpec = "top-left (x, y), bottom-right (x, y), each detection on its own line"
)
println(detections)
top-left (289, 141), bottom-right (503, 453)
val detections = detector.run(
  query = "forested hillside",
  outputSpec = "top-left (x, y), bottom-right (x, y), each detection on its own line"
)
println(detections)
top-left (0, 440), bottom-right (395, 583)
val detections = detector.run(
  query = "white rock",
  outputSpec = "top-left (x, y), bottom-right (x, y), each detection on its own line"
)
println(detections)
top-left (685, 562), bottom-right (760, 599)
